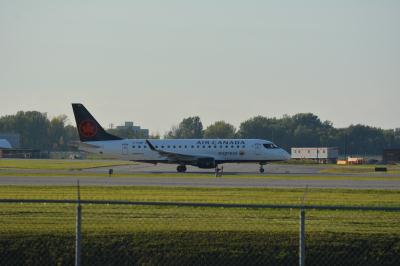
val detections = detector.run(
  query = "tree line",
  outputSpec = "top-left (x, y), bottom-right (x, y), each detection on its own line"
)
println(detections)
top-left (165, 113), bottom-right (400, 155)
top-left (0, 111), bottom-right (77, 150)
top-left (0, 111), bottom-right (399, 155)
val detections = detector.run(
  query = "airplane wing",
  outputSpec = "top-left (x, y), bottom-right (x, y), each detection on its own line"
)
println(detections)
top-left (145, 140), bottom-right (213, 163)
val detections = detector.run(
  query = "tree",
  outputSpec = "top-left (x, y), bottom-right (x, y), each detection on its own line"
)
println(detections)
top-left (0, 111), bottom-right (50, 149)
top-left (238, 116), bottom-right (288, 148)
top-left (166, 116), bottom-right (203, 139)
top-left (238, 113), bottom-right (337, 151)
top-left (0, 111), bottom-right (79, 150)
top-left (48, 115), bottom-right (68, 150)
top-left (204, 121), bottom-right (236, 138)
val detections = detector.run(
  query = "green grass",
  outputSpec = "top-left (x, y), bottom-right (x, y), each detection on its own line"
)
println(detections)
top-left (321, 164), bottom-right (400, 174)
top-left (1, 186), bottom-right (399, 265)
top-left (0, 159), bottom-right (131, 170)
top-left (1, 186), bottom-right (400, 206)
top-left (0, 186), bottom-right (399, 235)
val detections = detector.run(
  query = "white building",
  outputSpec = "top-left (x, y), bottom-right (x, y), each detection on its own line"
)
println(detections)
top-left (291, 147), bottom-right (339, 163)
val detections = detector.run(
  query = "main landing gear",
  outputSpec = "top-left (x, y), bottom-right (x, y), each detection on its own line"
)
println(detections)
top-left (177, 165), bottom-right (187, 173)
top-left (215, 165), bottom-right (223, 177)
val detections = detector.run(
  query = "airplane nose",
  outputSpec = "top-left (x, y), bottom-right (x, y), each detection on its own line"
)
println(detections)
top-left (281, 149), bottom-right (291, 160)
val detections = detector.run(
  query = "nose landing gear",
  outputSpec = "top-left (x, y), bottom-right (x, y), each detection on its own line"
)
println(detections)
top-left (177, 165), bottom-right (187, 173)
top-left (259, 163), bottom-right (266, 173)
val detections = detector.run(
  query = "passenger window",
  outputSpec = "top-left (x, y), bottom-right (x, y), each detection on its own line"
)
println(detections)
top-left (138, 146), bottom-right (141, 148)
top-left (168, 146), bottom-right (171, 148)
top-left (214, 145), bottom-right (217, 148)
top-left (191, 145), bottom-right (194, 148)
top-left (161, 146), bottom-right (165, 148)
top-left (173, 146), bottom-right (176, 149)
top-left (203, 145), bottom-right (206, 148)
top-left (132, 146), bottom-right (135, 149)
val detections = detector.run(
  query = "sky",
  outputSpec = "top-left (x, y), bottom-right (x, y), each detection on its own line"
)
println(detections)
top-left (1, 0), bottom-right (399, 135)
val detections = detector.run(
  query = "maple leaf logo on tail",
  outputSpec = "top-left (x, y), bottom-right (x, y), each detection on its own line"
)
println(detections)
top-left (79, 120), bottom-right (98, 138)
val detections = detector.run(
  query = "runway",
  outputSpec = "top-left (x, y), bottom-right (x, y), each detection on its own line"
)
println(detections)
top-left (1, 163), bottom-right (400, 189)
top-left (1, 175), bottom-right (400, 189)
top-left (84, 163), bottom-right (325, 175)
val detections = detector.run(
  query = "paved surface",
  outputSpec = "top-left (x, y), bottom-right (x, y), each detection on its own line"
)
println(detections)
top-left (84, 163), bottom-right (325, 175)
top-left (1, 163), bottom-right (400, 189)
top-left (0, 175), bottom-right (400, 189)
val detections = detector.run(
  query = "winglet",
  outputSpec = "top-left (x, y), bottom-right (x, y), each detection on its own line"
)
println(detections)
top-left (146, 140), bottom-right (156, 151)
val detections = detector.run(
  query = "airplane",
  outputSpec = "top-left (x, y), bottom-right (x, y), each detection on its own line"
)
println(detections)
top-left (71, 103), bottom-right (291, 173)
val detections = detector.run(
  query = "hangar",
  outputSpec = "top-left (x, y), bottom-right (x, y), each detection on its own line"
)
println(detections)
top-left (0, 139), bottom-right (12, 149)
top-left (0, 148), bottom-right (42, 159)
top-left (0, 133), bottom-right (20, 148)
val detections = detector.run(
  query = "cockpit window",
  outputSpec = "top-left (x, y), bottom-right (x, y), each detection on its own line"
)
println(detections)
top-left (263, 143), bottom-right (279, 149)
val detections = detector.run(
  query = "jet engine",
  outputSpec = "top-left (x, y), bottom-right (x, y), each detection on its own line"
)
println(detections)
top-left (196, 158), bottom-right (216, 169)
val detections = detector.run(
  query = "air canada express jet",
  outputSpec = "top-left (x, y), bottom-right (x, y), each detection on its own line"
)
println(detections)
top-left (72, 104), bottom-right (290, 173)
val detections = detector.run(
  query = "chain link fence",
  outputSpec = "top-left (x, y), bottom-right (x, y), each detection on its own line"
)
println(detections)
top-left (0, 199), bottom-right (399, 265)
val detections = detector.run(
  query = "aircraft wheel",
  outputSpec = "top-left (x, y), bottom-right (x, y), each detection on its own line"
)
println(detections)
top-left (177, 165), bottom-right (186, 173)
top-left (259, 167), bottom-right (265, 173)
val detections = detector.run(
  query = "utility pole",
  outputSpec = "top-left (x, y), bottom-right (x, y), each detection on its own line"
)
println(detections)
top-left (75, 180), bottom-right (82, 266)
top-left (299, 186), bottom-right (308, 266)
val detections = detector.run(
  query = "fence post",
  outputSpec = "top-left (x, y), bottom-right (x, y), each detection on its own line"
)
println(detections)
top-left (299, 208), bottom-right (305, 266)
top-left (75, 180), bottom-right (82, 266)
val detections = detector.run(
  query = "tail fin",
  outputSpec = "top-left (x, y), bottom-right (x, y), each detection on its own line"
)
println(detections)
top-left (72, 103), bottom-right (122, 142)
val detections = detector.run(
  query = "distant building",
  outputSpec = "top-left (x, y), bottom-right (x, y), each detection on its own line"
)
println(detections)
top-left (0, 148), bottom-right (45, 159)
top-left (0, 139), bottom-right (12, 149)
top-left (0, 133), bottom-right (20, 148)
top-left (116, 121), bottom-right (149, 138)
top-left (383, 149), bottom-right (400, 164)
top-left (291, 147), bottom-right (339, 163)
top-left (347, 157), bottom-right (365, 165)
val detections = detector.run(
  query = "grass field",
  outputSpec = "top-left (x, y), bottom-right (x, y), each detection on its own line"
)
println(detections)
top-left (1, 186), bottom-right (399, 234)
top-left (0, 159), bottom-right (399, 265)
top-left (1, 186), bottom-right (399, 265)
top-left (1, 185), bottom-right (400, 205)
top-left (0, 159), bottom-right (130, 170)
top-left (321, 164), bottom-right (400, 174)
